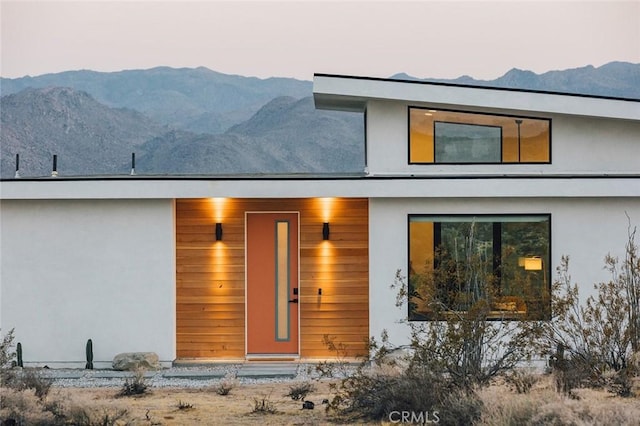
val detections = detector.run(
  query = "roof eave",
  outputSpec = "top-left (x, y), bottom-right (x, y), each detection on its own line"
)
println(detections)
top-left (313, 73), bottom-right (640, 121)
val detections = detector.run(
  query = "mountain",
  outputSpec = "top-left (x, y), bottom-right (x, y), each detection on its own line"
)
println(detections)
top-left (0, 88), bottom-right (364, 177)
top-left (0, 66), bottom-right (312, 134)
top-left (132, 96), bottom-right (363, 174)
top-left (0, 87), bottom-right (167, 178)
top-left (392, 62), bottom-right (640, 99)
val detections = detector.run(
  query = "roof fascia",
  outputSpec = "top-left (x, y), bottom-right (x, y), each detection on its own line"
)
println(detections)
top-left (313, 74), bottom-right (640, 121)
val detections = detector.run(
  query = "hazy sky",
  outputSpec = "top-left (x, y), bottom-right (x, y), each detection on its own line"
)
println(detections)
top-left (1, 0), bottom-right (638, 81)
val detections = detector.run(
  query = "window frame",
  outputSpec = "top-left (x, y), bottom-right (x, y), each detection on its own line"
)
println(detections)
top-left (407, 213), bottom-right (552, 321)
top-left (407, 106), bottom-right (552, 165)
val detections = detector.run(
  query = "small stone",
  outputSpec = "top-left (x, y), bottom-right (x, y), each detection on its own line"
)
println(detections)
top-left (112, 352), bottom-right (161, 371)
top-left (302, 400), bottom-right (315, 409)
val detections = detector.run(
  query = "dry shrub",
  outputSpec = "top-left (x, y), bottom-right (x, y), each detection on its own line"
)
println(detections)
top-left (65, 406), bottom-right (129, 426)
top-left (177, 400), bottom-right (194, 410)
top-left (0, 389), bottom-right (59, 425)
top-left (478, 375), bottom-right (640, 426)
top-left (18, 368), bottom-right (53, 400)
top-left (215, 379), bottom-right (236, 396)
top-left (285, 381), bottom-right (316, 401)
top-left (118, 368), bottom-right (148, 397)
top-left (537, 222), bottom-right (640, 396)
top-left (504, 369), bottom-right (539, 394)
top-left (251, 393), bottom-right (278, 414)
top-left (327, 364), bottom-right (482, 425)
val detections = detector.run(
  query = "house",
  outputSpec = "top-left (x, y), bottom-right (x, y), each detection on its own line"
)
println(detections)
top-left (1, 74), bottom-right (639, 367)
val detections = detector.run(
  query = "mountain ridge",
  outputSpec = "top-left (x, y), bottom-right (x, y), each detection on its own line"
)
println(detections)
top-left (390, 62), bottom-right (640, 99)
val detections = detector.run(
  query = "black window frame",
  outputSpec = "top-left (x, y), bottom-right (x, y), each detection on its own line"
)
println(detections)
top-left (408, 106), bottom-right (552, 165)
top-left (407, 213), bottom-right (552, 321)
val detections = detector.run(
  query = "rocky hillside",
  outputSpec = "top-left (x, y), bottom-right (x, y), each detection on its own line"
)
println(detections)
top-left (134, 96), bottom-right (363, 174)
top-left (0, 87), bottom-right (166, 177)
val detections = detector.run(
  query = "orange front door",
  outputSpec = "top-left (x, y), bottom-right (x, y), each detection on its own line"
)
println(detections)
top-left (246, 213), bottom-right (299, 355)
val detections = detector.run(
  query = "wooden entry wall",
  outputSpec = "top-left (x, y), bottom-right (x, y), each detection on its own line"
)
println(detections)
top-left (176, 198), bottom-right (369, 359)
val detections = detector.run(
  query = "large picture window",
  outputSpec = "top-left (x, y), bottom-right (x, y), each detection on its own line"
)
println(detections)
top-left (409, 107), bottom-right (551, 164)
top-left (408, 215), bottom-right (551, 320)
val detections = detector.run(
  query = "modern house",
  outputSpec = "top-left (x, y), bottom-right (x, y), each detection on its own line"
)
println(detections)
top-left (1, 74), bottom-right (639, 367)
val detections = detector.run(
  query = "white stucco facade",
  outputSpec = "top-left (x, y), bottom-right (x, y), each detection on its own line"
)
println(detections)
top-left (1, 74), bottom-right (638, 364)
top-left (364, 100), bottom-right (640, 175)
top-left (368, 197), bottom-right (640, 344)
top-left (0, 199), bottom-right (175, 367)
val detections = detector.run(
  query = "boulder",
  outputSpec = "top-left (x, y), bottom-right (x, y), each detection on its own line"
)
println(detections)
top-left (112, 352), bottom-right (161, 371)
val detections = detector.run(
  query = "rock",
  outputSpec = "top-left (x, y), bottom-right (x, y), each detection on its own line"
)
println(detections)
top-left (112, 352), bottom-right (161, 371)
top-left (302, 401), bottom-right (315, 410)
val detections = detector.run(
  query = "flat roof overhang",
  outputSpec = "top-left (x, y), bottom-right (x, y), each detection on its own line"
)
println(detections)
top-left (1, 175), bottom-right (638, 200)
top-left (313, 74), bottom-right (640, 121)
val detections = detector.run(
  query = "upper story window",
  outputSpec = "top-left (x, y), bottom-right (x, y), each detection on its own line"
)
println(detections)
top-left (409, 107), bottom-right (551, 164)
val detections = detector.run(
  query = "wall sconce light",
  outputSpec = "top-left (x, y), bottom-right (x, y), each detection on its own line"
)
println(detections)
top-left (322, 222), bottom-right (330, 240)
top-left (215, 223), bottom-right (223, 241)
top-left (51, 154), bottom-right (58, 177)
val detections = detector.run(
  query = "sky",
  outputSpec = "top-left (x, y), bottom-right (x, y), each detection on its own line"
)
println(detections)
top-left (1, 0), bottom-right (638, 81)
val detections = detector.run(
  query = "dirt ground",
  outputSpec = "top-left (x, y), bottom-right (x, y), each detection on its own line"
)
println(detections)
top-left (51, 380), bottom-right (340, 426)
top-left (7, 374), bottom-right (640, 425)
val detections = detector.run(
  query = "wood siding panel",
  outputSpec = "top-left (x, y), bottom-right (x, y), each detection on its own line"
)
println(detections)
top-left (176, 198), bottom-right (369, 359)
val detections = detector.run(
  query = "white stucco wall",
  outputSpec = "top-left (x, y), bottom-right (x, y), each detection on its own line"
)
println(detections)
top-left (369, 197), bottom-right (640, 346)
top-left (365, 100), bottom-right (640, 175)
top-left (0, 199), bottom-right (175, 367)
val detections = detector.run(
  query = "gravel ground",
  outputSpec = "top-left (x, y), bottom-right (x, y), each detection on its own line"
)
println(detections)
top-left (33, 363), bottom-right (357, 388)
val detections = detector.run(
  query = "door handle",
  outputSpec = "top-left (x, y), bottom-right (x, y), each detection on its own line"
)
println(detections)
top-left (288, 298), bottom-right (299, 303)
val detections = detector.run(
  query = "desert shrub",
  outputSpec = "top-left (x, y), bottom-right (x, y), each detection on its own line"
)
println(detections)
top-left (0, 390), bottom-right (57, 425)
top-left (177, 400), bottom-right (194, 410)
top-left (505, 369), bottom-right (539, 394)
top-left (66, 406), bottom-right (129, 426)
top-left (251, 393), bottom-right (278, 414)
top-left (0, 328), bottom-right (17, 386)
top-left (286, 381), bottom-right (315, 401)
top-left (327, 363), bottom-right (482, 424)
top-left (118, 368), bottom-right (148, 396)
top-left (395, 220), bottom-right (546, 390)
top-left (314, 335), bottom-right (352, 378)
top-left (15, 368), bottom-right (53, 400)
top-left (393, 268), bottom-right (539, 391)
top-left (215, 379), bottom-right (235, 396)
top-left (536, 222), bottom-right (640, 396)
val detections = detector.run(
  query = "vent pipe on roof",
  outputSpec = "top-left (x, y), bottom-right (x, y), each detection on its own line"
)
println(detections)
top-left (51, 154), bottom-right (58, 177)
top-left (14, 154), bottom-right (20, 178)
top-left (130, 152), bottom-right (136, 176)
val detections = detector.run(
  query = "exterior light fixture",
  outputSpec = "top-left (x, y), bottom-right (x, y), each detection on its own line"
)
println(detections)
top-left (215, 223), bottom-right (223, 241)
top-left (14, 154), bottom-right (20, 178)
top-left (515, 119), bottom-right (523, 162)
top-left (322, 222), bottom-right (330, 240)
top-left (51, 154), bottom-right (58, 177)
top-left (130, 152), bottom-right (136, 176)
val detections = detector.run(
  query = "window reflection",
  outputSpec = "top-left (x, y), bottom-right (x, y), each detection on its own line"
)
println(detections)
top-left (409, 108), bottom-right (550, 164)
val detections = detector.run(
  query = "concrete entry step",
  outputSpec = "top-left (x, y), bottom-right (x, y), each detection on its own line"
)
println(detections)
top-left (163, 370), bottom-right (226, 380)
top-left (236, 362), bottom-right (298, 379)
